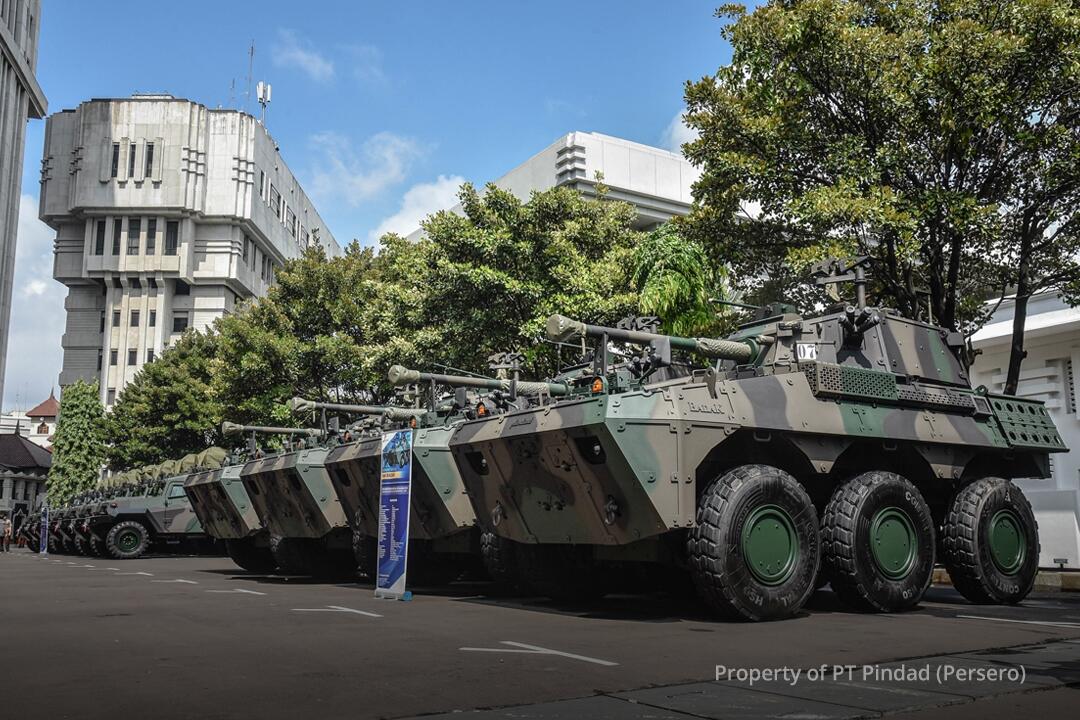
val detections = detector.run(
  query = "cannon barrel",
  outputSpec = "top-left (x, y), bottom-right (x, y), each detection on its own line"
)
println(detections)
top-left (221, 421), bottom-right (323, 437)
top-left (545, 314), bottom-right (760, 364)
top-left (288, 397), bottom-right (427, 422)
top-left (388, 365), bottom-right (569, 396)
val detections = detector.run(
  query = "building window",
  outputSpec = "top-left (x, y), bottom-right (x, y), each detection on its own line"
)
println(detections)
top-left (164, 221), bottom-right (179, 255)
top-left (99, 312), bottom-right (105, 332)
top-left (97, 348), bottom-right (103, 371)
top-left (130, 277), bottom-right (141, 290)
top-left (109, 349), bottom-right (118, 366)
top-left (112, 219), bottom-right (122, 254)
top-left (269, 185), bottom-right (281, 217)
top-left (146, 219), bottom-right (157, 254)
top-left (107, 388), bottom-right (116, 405)
top-left (128, 349), bottom-right (137, 366)
top-left (130, 310), bottom-right (140, 327)
top-left (242, 235), bottom-right (250, 263)
top-left (146, 349), bottom-right (155, 363)
top-left (258, 170), bottom-right (265, 199)
top-left (111, 143), bottom-right (120, 178)
top-left (149, 310), bottom-right (156, 327)
top-left (148, 278), bottom-right (158, 290)
top-left (128, 143), bottom-right (137, 178)
top-left (174, 279), bottom-right (190, 296)
top-left (172, 314), bottom-right (189, 333)
top-left (94, 220), bottom-right (106, 255)
top-left (112, 310), bottom-right (121, 327)
top-left (145, 143), bottom-right (155, 178)
top-left (127, 218), bottom-right (141, 255)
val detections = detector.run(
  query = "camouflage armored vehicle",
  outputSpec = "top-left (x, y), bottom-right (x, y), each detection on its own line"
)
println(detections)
top-left (449, 261), bottom-right (1065, 621)
top-left (185, 447), bottom-right (276, 573)
top-left (228, 423), bottom-right (356, 578)
top-left (87, 448), bottom-right (227, 559)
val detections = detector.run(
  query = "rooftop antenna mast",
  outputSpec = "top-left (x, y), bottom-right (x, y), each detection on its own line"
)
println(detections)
top-left (245, 41), bottom-right (255, 113)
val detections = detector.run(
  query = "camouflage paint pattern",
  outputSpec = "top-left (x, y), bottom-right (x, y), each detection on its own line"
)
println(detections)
top-left (451, 307), bottom-right (1066, 546)
top-left (323, 423), bottom-right (476, 541)
top-left (185, 464), bottom-right (263, 540)
top-left (239, 448), bottom-right (348, 539)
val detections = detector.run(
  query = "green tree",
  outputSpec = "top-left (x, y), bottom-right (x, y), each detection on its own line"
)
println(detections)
top-left (105, 330), bottom-right (222, 469)
top-left (47, 379), bottom-right (107, 503)
top-left (632, 223), bottom-right (742, 336)
top-left (417, 183), bottom-right (642, 377)
top-left (682, 0), bottom-right (1080, 391)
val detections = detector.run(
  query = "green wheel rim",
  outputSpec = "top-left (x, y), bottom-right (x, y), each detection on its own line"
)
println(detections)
top-left (869, 507), bottom-right (918, 580)
top-left (741, 504), bottom-right (798, 586)
top-left (988, 509), bottom-right (1026, 575)
top-left (117, 529), bottom-right (141, 553)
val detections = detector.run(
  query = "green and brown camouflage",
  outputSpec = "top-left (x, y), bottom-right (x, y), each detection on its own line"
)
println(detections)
top-left (450, 306), bottom-right (1066, 549)
top-left (185, 462), bottom-right (263, 541)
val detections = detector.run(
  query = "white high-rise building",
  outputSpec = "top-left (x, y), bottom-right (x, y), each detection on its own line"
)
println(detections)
top-left (0, 0), bottom-right (47, 405)
top-left (40, 95), bottom-right (339, 407)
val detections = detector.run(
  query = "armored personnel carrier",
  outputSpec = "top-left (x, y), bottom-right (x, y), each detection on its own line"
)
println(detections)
top-left (228, 423), bottom-right (356, 578)
top-left (86, 448), bottom-right (227, 559)
top-left (449, 260), bottom-right (1065, 621)
top-left (185, 446), bottom-right (276, 573)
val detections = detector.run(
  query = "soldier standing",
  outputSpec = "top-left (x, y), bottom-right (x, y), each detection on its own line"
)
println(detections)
top-left (0, 514), bottom-right (9, 552)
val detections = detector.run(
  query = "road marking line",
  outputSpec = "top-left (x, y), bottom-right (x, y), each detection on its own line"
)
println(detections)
top-left (291, 605), bottom-right (382, 618)
top-left (460, 641), bottom-right (618, 666)
top-left (151, 579), bottom-right (198, 584)
top-left (206, 589), bottom-right (267, 596)
top-left (114, 571), bottom-right (154, 576)
top-left (957, 615), bottom-right (1080, 629)
top-left (105, 567), bottom-right (120, 571)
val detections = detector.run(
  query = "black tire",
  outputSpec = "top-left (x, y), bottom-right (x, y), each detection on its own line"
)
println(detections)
top-left (270, 535), bottom-right (314, 575)
top-left (942, 477), bottom-right (1039, 605)
top-left (687, 464), bottom-right (819, 621)
top-left (106, 521), bottom-right (151, 560)
top-left (86, 535), bottom-right (104, 557)
top-left (225, 538), bottom-right (277, 573)
top-left (60, 536), bottom-right (76, 554)
top-left (822, 471), bottom-right (935, 612)
top-left (515, 543), bottom-right (609, 602)
top-left (481, 532), bottom-right (524, 591)
top-left (73, 536), bottom-right (89, 556)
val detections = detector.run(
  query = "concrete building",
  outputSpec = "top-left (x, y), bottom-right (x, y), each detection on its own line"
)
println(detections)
top-left (407, 131), bottom-right (701, 240)
top-left (0, 388), bottom-right (57, 448)
top-left (41, 95), bottom-right (339, 407)
top-left (0, 0), bottom-right (47, 406)
top-left (971, 292), bottom-right (1080, 569)
top-left (0, 432), bottom-right (49, 521)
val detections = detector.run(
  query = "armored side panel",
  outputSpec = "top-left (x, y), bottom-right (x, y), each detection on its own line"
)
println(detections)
top-left (452, 361), bottom-right (1064, 545)
top-left (323, 425), bottom-right (476, 541)
top-left (239, 448), bottom-right (347, 539)
top-left (152, 474), bottom-right (204, 535)
top-left (185, 465), bottom-right (261, 540)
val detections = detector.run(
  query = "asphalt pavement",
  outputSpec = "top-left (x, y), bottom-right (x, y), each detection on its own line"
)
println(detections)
top-left (2, 549), bottom-right (1079, 719)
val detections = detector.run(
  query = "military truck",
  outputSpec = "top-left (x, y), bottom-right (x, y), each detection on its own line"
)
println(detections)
top-left (86, 448), bottom-right (227, 559)
top-left (185, 446), bottom-right (276, 573)
top-left (448, 260), bottom-right (1065, 621)
top-left (227, 423), bottom-right (356, 578)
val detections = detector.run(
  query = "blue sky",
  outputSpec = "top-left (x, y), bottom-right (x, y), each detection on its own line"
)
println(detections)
top-left (4, 0), bottom-right (734, 410)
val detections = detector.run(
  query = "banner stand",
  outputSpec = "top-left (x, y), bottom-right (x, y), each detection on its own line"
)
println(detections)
top-left (375, 429), bottom-right (413, 601)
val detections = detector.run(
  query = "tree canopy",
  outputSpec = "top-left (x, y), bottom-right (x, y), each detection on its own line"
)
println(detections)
top-left (48, 379), bottom-right (107, 503)
top-left (681, 0), bottom-right (1080, 365)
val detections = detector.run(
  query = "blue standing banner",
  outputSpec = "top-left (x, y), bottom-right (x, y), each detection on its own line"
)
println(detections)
top-left (375, 429), bottom-right (413, 600)
top-left (39, 504), bottom-right (48, 555)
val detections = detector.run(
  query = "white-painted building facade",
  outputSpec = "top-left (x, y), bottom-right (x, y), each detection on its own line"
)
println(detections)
top-left (971, 291), bottom-right (1080, 569)
top-left (0, 0), bottom-right (46, 405)
top-left (41, 95), bottom-right (339, 406)
top-left (408, 131), bottom-right (701, 240)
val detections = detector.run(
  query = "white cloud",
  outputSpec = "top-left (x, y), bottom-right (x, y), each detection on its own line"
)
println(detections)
top-left (345, 44), bottom-right (386, 85)
top-left (661, 109), bottom-right (698, 155)
top-left (3, 194), bottom-right (65, 411)
top-left (307, 131), bottom-right (423, 207)
top-left (369, 175), bottom-right (466, 243)
top-left (273, 29), bottom-right (335, 82)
